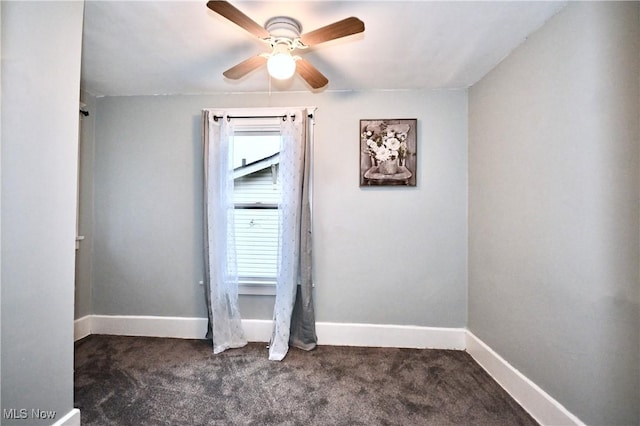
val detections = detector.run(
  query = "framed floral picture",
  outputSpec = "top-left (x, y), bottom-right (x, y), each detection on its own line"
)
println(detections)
top-left (360, 118), bottom-right (417, 186)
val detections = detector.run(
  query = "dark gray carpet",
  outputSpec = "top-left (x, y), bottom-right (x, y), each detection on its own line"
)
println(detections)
top-left (74, 335), bottom-right (538, 425)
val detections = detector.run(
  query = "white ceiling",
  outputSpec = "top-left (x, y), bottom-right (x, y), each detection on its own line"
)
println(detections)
top-left (81, 1), bottom-right (567, 96)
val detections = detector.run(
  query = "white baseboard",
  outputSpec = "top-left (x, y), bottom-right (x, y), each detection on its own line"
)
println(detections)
top-left (53, 408), bottom-right (80, 426)
top-left (73, 315), bottom-right (582, 426)
top-left (74, 315), bottom-right (92, 341)
top-left (466, 331), bottom-right (584, 426)
top-left (75, 315), bottom-right (274, 342)
top-left (317, 322), bottom-right (466, 350)
top-left (76, 315), bottom-right (209, 340)
top-left (74, 315), bottom-right (465, 349)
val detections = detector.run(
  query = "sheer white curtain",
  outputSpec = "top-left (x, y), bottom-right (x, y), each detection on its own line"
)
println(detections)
top-left (202, 111), bottom-right (247, 354)
top-left (202, 107), bottom-right (316, 360)
top-left (269, 110), bottom-right (316, 361)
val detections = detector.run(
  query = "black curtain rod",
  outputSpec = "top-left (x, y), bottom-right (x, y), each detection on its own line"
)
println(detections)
top-left (212, 113), bottom-right (313, 122)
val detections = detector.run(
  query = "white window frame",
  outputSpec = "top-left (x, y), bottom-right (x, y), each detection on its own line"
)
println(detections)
top-left (233, 119), bottom-right (282, 296)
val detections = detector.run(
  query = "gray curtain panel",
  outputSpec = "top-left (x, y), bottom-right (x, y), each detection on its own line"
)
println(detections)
top-left (288, 112), bottom-right (316, 352)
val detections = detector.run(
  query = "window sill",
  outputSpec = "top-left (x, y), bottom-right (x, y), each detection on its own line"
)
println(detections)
top-left (239, 280), bottom-right (276, 296)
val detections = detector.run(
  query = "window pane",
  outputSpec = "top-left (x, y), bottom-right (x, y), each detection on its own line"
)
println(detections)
top-left (233, 134), bottom-right (280, 169)
top-left (234, 169), bottom-right (280, 205)
top-left (233, 132), bottom-right (281, 282)
top-left (234, 209), bottom-right (278, 279)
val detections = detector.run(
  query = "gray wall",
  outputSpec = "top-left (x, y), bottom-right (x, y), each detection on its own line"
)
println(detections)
top-left (84, 90), bottom-right (468, 327)
top-left (1, 1), bottom-right (84, 424)
top-left (75, 91), bottom-right (96, 319)
top-left (468, 2), bottom-right (639, 425)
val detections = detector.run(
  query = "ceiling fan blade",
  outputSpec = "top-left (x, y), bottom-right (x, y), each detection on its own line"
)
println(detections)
top-left (206, 1), bottom-right (270, 39)
top-left (223, 55), bottom-right (267, 79)
top-left (295, 58), bottom-right (328, 90)
top-left (299, 17), bottom-right (364, 46)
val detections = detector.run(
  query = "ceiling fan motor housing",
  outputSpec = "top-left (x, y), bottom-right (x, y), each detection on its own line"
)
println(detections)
top-left (265, 16), bottom-right (302, 40)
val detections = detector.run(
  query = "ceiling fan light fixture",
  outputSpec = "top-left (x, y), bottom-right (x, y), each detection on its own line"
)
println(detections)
top-left (208, 1), bottom-right (365, 90)
top-left (267, 44), bottom-right (296, 80)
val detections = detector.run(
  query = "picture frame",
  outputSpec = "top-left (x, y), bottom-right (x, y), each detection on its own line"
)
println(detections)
top-left (360, 118), bottom-right (417, 186)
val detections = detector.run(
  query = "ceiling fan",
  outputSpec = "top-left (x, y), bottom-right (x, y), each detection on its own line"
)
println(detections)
top-left (206, 0), bottom-right (365, 90)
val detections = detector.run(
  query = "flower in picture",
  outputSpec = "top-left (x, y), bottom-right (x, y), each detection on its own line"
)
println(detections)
top-left (362, 121), bottom-right (411, 165)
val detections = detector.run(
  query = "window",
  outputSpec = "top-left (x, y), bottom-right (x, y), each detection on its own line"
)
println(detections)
top-left (233, 131), bottom-right (281, 295)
